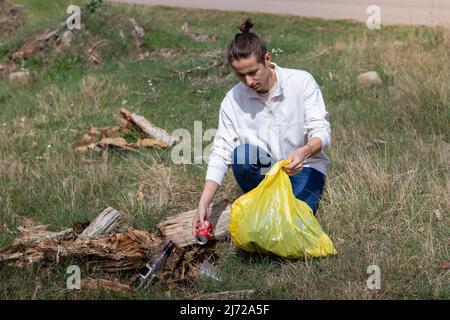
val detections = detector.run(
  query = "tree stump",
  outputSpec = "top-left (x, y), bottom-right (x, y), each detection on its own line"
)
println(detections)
top-left (78, 207), bottom-right (122, 240)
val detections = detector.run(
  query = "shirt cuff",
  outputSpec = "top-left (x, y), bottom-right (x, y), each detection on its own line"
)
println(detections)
top-left (310, 132), bottom-right (330, 152)
top-left (205, 164), bottom-right (227, 186)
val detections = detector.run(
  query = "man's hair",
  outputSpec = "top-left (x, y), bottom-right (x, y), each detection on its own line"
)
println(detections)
top-left (227, 18), bottom-right (267, 65)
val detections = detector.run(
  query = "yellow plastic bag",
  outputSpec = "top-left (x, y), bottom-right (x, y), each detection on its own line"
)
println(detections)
top-left (230, 160), bottom-right (337, 259)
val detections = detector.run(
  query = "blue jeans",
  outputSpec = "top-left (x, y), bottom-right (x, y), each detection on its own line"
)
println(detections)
top-left (231, 144), bottom-right (326, 214)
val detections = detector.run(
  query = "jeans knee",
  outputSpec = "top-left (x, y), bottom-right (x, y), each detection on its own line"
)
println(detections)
top-left (232, 144), bottom-right (257, 165)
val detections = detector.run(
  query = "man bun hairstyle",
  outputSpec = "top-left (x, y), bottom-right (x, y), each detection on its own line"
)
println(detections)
top-left (227, 18), bottom-right (267, 64)
top-left (239, 18), bottom-right (254, 33)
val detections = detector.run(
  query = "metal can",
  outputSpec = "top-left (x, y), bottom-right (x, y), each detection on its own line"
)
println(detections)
top-left (196, 220), bottom-right (213, 245)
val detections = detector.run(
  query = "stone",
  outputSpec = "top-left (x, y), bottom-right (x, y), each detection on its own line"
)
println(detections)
top-left (357, 71), bottom-right (383, 86)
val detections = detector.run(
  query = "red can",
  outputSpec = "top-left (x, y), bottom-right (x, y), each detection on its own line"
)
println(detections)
top-left (196, 220), bottom-right (213, 245)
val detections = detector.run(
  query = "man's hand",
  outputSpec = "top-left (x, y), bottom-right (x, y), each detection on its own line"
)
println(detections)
top-left (192, 204), bottom-right (210, 237)
top-left (192, 180), bottom-right (219, 237)
top-left (283, 147), bottom-right (310, 176)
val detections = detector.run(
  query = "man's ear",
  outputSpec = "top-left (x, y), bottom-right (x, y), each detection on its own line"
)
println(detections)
top-left (264, 52), bottom-right (272, 66)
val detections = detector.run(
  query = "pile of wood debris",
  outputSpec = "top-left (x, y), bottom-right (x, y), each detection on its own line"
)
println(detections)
top-left (71, 108), bottom-right (177, 153)
top-left (0, 202), bottom-right (231, 295)
top-left (0, 17), bottom-right (69, 78)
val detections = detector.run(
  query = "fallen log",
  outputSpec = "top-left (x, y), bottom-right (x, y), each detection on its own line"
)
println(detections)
top-left (0, 228), bottom-right (162, 272)
top-left (0, 221), bottom-right (76, 257)
top-left (157, 200), bottom-right (231, 248)
top-left (13, 226), bottom-right (76, 246)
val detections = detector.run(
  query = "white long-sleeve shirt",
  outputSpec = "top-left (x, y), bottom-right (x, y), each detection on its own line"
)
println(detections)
top-left (206, 64), bottom-right (331, 185)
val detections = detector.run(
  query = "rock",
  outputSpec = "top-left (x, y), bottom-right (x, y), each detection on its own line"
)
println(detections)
top-left (60, 30), bottom-right (73, 47)
top-left (9, 69), bottom-right (31, 84)
top-left (357, 71), bottom-right (383, 86)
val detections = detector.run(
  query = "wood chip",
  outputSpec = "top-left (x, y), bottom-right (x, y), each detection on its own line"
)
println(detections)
top-left (99, 137), bottom-right (135, 151)
top-left (130, 138), bottom-right (169, 149)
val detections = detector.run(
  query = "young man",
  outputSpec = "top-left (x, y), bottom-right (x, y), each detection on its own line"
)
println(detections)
top-left (192, 19), bottom-right (331, 236)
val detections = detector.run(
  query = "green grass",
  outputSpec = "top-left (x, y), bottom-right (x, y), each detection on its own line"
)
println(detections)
top-left (0, 1), bottom-right (449, 299)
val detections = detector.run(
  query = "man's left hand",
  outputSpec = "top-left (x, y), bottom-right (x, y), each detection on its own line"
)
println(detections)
top-left (283, 148), bottom-right (308, 176)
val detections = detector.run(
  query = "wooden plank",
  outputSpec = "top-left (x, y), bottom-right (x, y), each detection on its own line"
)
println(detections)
top-left (157, 200), bottom-right (231, 247)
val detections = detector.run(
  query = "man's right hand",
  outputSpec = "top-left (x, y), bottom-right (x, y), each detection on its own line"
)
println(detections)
top-left (192, 180), bottom-right (219, 237)
top-left (192, 204), bottom-right (209, 237)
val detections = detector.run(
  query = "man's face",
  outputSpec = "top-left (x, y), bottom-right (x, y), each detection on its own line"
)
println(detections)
top-left (231, 53), bottom-right (272, 93)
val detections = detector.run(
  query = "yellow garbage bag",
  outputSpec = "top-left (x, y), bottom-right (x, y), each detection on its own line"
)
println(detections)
top-left (230, 160), bottom-right (337, 259)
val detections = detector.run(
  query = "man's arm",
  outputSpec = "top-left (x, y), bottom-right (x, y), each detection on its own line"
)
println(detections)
top-left (205, 96), bottom-right (238, 185)
top-left (303, 73), bottom-right (331, 152)
top-left (192, 180), bottom-right (219, 236)
top-left (284, 73), bottom-right (330, 175)
top-left (192, 95), bottom-right (237, 235)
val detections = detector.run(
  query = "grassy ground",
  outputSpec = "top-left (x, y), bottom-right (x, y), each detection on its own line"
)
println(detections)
top-left (0, 0), bottom-right (449, 299)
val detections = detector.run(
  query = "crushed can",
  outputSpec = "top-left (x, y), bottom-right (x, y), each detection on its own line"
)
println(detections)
top-left (196, 220), bottom-right (213, 245)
